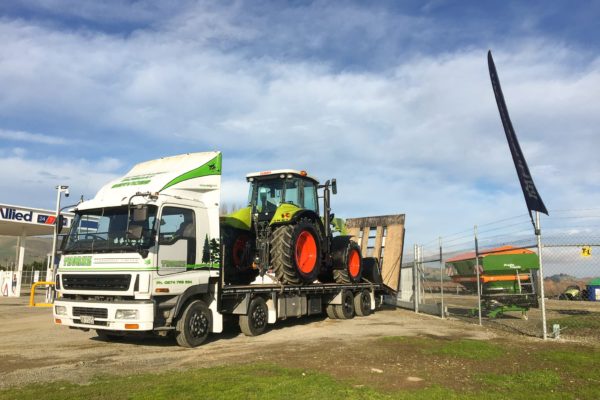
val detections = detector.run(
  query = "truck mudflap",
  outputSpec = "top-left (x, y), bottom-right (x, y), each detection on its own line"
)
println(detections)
top-left (53, 299), bottom-right (155, 331)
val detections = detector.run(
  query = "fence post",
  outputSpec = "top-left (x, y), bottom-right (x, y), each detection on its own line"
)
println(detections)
top-left (536, 212), bottom-right (548, 340)
top-left (474, 225), bottom-right (482, 326)
top-left (439, 237), bottom-right (444, 319)
top-left (413, 244), bottom-right (419, 313)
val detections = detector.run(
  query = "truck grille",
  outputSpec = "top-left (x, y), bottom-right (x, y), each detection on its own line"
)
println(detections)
top-left (62, 274), bottom-right (132, 291)
top-left (73, 307), bottom-right (109, 319)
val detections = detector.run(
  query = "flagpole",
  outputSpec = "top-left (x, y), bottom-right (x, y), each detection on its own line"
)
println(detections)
top-left (535, 212), bottom-right (548, 340)
top-left (474, 225), bottom-right (482, 326)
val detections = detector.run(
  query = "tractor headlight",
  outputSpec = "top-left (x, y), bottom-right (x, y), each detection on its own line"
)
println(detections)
top-left (54, 305), bottom-right (67, 316)
top-left (115, 309), bottom-right (139, 320)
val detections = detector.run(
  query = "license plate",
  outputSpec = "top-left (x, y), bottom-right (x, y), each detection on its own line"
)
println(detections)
top-left (80, 315), bottom-right (95, 324)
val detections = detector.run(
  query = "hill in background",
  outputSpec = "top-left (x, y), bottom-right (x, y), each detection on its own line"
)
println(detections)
top-left (0, 236), bottom-right (53, 268)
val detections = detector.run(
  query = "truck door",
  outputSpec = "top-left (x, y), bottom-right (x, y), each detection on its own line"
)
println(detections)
top-left (157, 206), bottom-right (196, 274)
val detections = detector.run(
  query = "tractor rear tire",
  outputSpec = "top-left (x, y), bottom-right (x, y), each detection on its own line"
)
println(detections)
top-left (332, 239), bottom-right (362, 284)
top-left (175, 300), bottom-right (212, 348)
top-left (333, 290), bottom-right (355, 319)
top-left (271, 219), bottom-right (321, 284)
top-left (354, 290), bottom-right (372, 316)
top-left (223, 228), bottom-right (257, 285)
top-left (239, 297), bottom-right (268, 336)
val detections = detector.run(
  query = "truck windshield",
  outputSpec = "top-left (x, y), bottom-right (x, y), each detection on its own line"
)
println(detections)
top-left (63, 206), bottom-right (157, 253)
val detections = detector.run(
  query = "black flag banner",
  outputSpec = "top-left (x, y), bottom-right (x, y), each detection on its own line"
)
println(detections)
top-left (487, 50), bottom-right (548, 217)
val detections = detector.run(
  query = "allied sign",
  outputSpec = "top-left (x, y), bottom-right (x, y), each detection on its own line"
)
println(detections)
top-left (0, 206), bottom-right (70, 229)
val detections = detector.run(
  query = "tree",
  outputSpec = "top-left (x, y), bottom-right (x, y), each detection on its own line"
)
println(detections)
top-left (201, 235), bottom-right (210, 263)
top-left (209, 238), bottom-right (221, 265)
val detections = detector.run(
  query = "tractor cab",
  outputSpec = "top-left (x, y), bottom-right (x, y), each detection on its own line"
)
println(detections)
top-left (246, 170), bottom-right (320, 223)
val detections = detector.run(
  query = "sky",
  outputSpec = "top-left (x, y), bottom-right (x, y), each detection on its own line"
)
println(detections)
top-left (1, 0), bottom-right (599, 250)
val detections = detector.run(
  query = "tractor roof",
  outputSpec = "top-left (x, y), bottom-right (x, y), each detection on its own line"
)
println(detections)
top-left (246, 169), bottom-right (319, 184)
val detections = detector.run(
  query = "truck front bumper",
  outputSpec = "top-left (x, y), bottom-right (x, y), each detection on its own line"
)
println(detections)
top-left (53, 299), bottom-right (155, 331)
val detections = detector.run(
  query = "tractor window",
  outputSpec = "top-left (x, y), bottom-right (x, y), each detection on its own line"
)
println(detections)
top-left (303, 181), bottom-right (318, 212)
top-left (255, 180), bottom-right (284, 213)
top-left (283, 179), bottom-right (300, 207)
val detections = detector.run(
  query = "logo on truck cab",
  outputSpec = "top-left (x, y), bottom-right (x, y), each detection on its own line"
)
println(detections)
top-left (63, 256), bottom-right (92, 267)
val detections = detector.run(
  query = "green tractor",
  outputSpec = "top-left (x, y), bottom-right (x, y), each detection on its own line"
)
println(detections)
top-left (221, 169), bottom-right (362, 285)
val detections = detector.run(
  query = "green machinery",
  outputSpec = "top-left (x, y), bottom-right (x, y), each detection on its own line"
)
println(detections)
top-left (446, 246), bottom-right (539, 318)
top-left (220, 169), bottom-right (374, 286)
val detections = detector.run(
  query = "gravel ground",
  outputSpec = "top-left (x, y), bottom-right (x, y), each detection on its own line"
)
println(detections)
top-left (0, 296), bottom-right (500, 389)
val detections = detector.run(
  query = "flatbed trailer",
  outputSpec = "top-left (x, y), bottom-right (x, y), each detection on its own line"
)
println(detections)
top-left (52, 152), bottom-right (397, 347)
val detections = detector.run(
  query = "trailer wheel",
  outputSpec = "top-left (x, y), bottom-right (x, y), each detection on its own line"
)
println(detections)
top-left (354, 290), bottom-right (372, 316)
top-left (239, 297), bottom-right (268, 336)
top-left (326, 304), bottom-right (337, 319)
top-left (332, 239), bottom-right (362, 284)
top-left (175, 300), bottom-right (212, 348)
top-left (271, 219), bottom-right (321, 284)
top-left (334, 290), bottom-right (355, 319)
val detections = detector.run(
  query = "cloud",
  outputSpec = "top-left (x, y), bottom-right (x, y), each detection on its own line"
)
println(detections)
top-left (0, 2), bottom-right (598, 249)
top-left (0, 128), bottom-right (68, 145)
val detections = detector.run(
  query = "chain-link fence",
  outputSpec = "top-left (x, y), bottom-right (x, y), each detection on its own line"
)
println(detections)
top-left (398, 209), bottom-right (600, 341)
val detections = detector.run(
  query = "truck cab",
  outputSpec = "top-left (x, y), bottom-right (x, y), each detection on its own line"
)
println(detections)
top-left (54, 151), bottom-right (224, 346)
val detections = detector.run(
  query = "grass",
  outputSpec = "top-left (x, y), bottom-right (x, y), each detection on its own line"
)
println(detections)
top-left (380, 336), bottom-right (504, 360)
top-left (548, 313), bottom-right (600, 336)
top-left (3, 337), bottom-right (600, 400)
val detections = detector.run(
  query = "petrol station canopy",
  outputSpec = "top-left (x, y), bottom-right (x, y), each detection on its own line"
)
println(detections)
top-left (0, 203), bottom-right (73, 237)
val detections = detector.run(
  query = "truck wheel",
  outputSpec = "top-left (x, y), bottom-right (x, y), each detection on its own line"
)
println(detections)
top-left (271, 219), bottom-right (321, 284)
top-left (239, 297), bottom-right (268, 336)
top-left (326, 304), bottom-right (337, 319)
top-left (175, 300), bottom-right (212, 348)
top-left (334, 290), bottom-right (355, 319)
top-left (332, 240), bottom-right (362, 284)
top-left (354, 290), bottom-right (372, 316)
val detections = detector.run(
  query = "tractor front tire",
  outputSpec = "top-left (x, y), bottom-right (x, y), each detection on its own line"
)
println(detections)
top-left (332, 239), bottom-right (362, 284)
top-left (271, 219), bottom-right (321, 284)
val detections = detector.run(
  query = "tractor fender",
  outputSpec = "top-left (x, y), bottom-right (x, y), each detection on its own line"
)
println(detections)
top-left (288, 209), bottom-right (326, 237)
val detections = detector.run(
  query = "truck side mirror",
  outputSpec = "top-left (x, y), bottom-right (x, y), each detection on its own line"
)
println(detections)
top-left (57, 214), bottom-right (65, 234)
top-left (127, 224), bottom-right (144, 240)
top-left (132, 206), bottom-right (148, 222)
top-left (331, 179), bottom-right (337, 195)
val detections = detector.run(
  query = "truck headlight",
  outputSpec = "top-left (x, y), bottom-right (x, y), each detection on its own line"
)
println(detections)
top-left (55, 305), bottom-right (67, 316)
top-left (115, 309), bottom-right (139, 320)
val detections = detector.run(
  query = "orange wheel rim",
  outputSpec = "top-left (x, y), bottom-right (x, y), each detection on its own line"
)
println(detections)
top-left (348, 249), bottom-right (360, 278)
top-left (232, 236), bottom-right (248, 266)
top-left (295, 231), bottom-right (317, 274)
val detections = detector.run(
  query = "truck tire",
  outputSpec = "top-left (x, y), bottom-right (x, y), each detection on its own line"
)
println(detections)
top-left (239, 296), bottom-right (268, 336)
top-left (332, 239), bottom-right (362, 284)
top-left (271, 219), bottom-right (321, 284)
top-left (354, 290), bottom-right (372, 316)
top-left (326, 304), bottom-right (337, 319)
top-left (175, 300), bottom-right (212, 348)
top-left (334, 290), bottom-right (355, 319)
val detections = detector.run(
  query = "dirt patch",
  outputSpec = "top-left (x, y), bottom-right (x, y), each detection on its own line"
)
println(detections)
top-left (1, 297), bottom-right (596, 392)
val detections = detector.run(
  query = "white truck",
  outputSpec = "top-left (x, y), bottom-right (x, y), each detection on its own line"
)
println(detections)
top-left (53, 152), bottom-right (392, 347)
